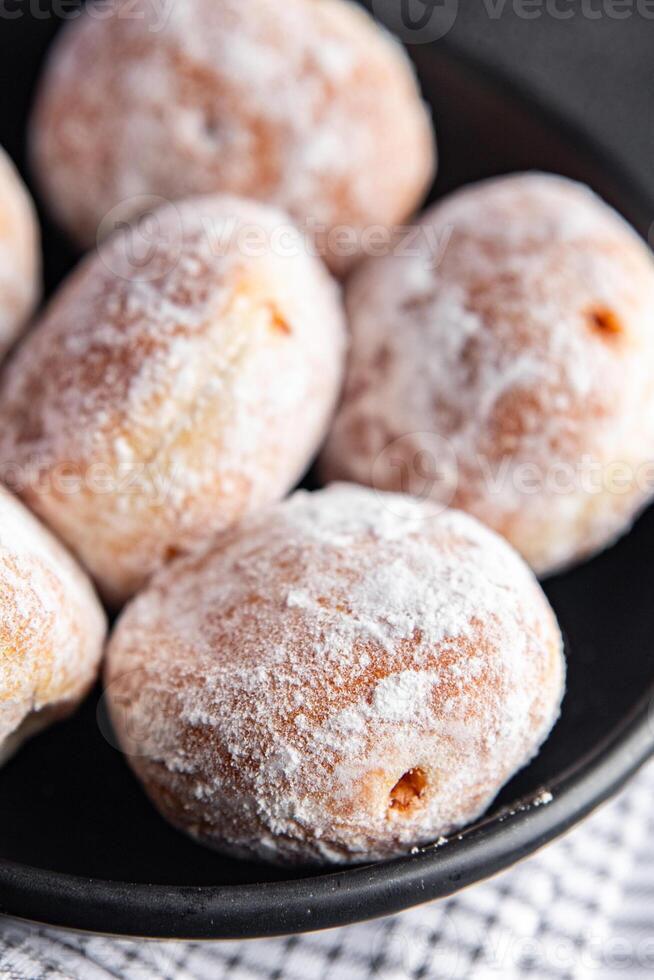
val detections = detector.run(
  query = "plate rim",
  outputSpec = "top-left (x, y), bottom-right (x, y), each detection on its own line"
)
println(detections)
top-left (1, 695), bottom-right (652, 940)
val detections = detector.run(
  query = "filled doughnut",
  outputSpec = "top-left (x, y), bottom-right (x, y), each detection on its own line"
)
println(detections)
top-left (0, 195), bottom-right (346, 606)
top-left (30, 0), bottom-right (435, 273)
top-left (104, 483), bottom-right (565, 865)
top-left (0, 485), bottom-right (105, 765)
top-left (0, 145), bottom-right (40, 362)
top-left (321, 173), bottom-right (654, 574)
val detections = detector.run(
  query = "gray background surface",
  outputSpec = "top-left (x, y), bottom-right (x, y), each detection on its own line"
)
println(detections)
top-left (446, 1), bottom-right (652, 193)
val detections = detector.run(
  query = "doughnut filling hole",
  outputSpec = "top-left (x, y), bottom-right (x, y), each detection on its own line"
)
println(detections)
top-left (588, 305), bottom-right (623, 337)
top-left (267, 304), bottom-right (292, 336)
top-left (389, 767), bottom-right (428, 814)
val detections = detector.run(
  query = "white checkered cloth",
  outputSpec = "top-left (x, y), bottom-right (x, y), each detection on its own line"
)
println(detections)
top-left (1, 762), bottom-right (653, 980)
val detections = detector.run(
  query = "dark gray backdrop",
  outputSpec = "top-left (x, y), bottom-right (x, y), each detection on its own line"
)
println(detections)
top-left (451, 1), bottom-right (653, 193)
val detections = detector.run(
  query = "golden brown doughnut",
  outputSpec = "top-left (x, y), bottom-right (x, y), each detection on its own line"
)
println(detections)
top-left (0, 485), bottom-right (106, 765)
top-left (0, 146), bottom-right (40, 362)
top-left (104, 483), bottom-right (564, 865)
top-left (321, 173), bottom-right (654, 575)
top-left (0, 195), bottom-right (346, 606)
top-left (30, 0), bottom-right (435, 274)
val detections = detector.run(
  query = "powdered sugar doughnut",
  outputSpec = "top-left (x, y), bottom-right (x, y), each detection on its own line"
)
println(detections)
top-left (0, 195), bottom-right (346, 606)
top-left (0, 146), bottom-right (40, 362)
top-left (0, 485), bottom-right (106, 766)
top-left (104, 483), bottom-right (564, 865)
top-left (322, 173), bottom-right (654, 575)
top-left (30, 0), bottom-right (435, 274)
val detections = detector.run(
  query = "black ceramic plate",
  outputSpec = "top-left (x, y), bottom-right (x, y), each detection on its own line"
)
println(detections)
top-left (1, 11), bottom-right (654, 941)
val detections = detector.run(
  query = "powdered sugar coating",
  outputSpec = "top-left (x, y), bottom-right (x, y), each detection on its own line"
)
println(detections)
top-left (105, 483), bottom-right (564, 865)
top-left (321, 173), bottom-right (654, 574)
top-left (0, 146), bottom-right (40, 362)
top-left (0, 195), bottom-right (346, 605)
top-left (30, 0), bottom-right (435, 273)
top-left (0, 485), bottom-right (106, 765)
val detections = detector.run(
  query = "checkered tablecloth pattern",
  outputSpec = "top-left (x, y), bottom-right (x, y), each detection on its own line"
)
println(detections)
top-left (1, 762), bottom-right (653, 980)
